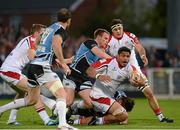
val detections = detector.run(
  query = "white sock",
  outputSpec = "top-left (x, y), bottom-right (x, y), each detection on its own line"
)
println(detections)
top-left (73, 119), bottom-right (80, 125)
top-left (40, 95), bottom-right (56, 110)
top-left (0, 98), bottom-right (26, 113)
top-left (157, 113), bottom-right (165, 121)
top-left (56, 99), bottom-right (67, 127)
top-left (77, 101), bottom-right (86, 109)
top-left (71, 100), bottom-right (86, 115)
top-left (96, 117), bottom-right (104, 124)
top-left (36, 107), bottom-right (50, 125)
top-left (7, 109), bottom-right (18, 123)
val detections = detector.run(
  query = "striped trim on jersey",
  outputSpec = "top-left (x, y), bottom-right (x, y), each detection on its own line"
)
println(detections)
top-left (28, 35), bottom-right (36, 50)
top-left (91, 58), bottom-right (113, 69)
top-left (0, 71), bottom-right (20, 80)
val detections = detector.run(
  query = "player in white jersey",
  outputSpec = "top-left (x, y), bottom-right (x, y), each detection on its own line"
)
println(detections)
top-left (107, 19), bottom-right (173, 123)
top-left (84, 47), bottom-right (143, 124)
top-left (0, 24), bottom-right (58, 126)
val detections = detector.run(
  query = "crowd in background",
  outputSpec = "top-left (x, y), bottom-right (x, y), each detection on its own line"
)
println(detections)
top-left (0, 25), bottom-right (180, 68)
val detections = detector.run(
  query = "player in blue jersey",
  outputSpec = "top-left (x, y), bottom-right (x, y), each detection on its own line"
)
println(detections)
top-left (62, 28), bottom-right (112, 118)
top-left (0, 8), bottom-right (78, 130)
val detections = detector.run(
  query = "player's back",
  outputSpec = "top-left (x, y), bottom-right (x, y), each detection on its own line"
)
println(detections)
top-left (70, 39), bottom-right (100, 74)
top-left (1, 35), bottom-right (34, 70)
top-left (31, 22), bottom-right (64, 66)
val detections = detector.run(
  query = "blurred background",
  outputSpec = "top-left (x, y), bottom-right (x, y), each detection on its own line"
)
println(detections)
top-left (0, 0), bottom-right (180, 98)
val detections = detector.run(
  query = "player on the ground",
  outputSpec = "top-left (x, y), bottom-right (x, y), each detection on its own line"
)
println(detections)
top-left (67, 90), bottom-right (134, 125)
top-left (107, 18), bottom-right (173, 123)
top-left (78, 47), bottom-right (142, 125)
top-left (0, 24), bottom-right (58, 126)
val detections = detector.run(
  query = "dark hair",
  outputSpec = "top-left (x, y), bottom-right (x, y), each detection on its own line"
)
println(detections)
top-left (118, 47), bottom-right (131, 55)
top-left (57, 8), bottom-right (71, 22)
top-left (110, 19), bottom-right (123, 27)
top-left (30, 24), bottom-right (47, 34)
top-left (94, 28), bottom-right (110, 38)
top-left (121, 97), bottom-right (135, 112)
top-left (110, 19), bottom-right (123, 30)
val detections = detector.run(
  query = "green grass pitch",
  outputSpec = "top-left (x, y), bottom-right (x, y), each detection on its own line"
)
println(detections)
top-left (0, 98), bottom-right (180, 130)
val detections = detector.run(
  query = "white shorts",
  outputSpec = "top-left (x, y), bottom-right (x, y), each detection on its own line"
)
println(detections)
top-left (0, 67), bottom-right (26, 86)
top-left (90, 88), bottom-right (115, 114)
top-left (27, 64), bottom-right (61, 88)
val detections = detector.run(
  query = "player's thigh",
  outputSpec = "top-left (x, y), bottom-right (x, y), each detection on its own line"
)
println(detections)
top-left (16, 77), bottom-right (28, 92)
top-left (65, 87), bottom-right (75, 106)
top-left (78, 89), bottom-right (92, 108)
top-left (26, 87), bottom-right (41, 106)
top-left (0, 71), bottom-right (27, 93)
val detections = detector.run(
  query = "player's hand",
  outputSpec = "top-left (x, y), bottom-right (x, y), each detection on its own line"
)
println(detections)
top-left (64, 56), bottom-right (74, 64)
top-left (130, 75), bottom-right (145, 87)
top-left (141, 55), bottom-right (148, 67)
top-left (61, 63), bottom-right (71, 75)
top-left (97, 74), bottom-right (111, 83)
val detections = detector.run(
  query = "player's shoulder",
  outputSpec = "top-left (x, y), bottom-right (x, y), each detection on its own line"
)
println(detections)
top-left (92, 58), bottom-right (113, 68)
top-left (83, 39), bottom-right (97, 49)
top-left (124, 32), bottom-right (137, 39)
top-left (84, 39), bottom-right (97, 44)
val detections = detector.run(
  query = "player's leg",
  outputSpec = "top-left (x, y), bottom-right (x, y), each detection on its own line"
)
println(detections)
top-left (66, 81), bottom-right (93, 120)
top-left (78, 88), bottom-right (92, 109)
top-left (90, 89), bottom-right (128, 125)
top-left (39, 69), bottom-right (78, 130)
top-left (44, 80), bottom-right (78, 129)
top-left (63, 75), bottom-right (76, 107)
top-left (142, 81), bottom-right (173, 123)
top-left (34, 95), bottom-right (58, 125)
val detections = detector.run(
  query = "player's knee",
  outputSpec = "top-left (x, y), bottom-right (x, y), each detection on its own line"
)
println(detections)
top-left (49, 80), bottom-right (67, 99)
top-left (66, 96), bottom-right (74, 106)
top-left (113, 107), bottom-right (128, 122)
top-left (27, 97), bottom-right (37, 106)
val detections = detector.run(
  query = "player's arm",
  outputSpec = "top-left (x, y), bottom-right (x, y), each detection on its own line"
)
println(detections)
top-left (86, 59), bottom-right (111, 82)
top-left (133, 38), bottom-right (148, 66)
top-left (91, 46), bottom-right (112, 59)
top-left (27, 48), bottom-right (36, 61)
top-left (55, 56), bottom-right (74, 65)
top-left (52, 35), bottom-right (71, 75)
top-left (84, 40), bottom-right (112, 59)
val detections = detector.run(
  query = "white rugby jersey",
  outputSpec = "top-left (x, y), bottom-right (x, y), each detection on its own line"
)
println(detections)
top-left (91, 58), bottom-right (137, 98)
top-left (1, 35), bottom-right (36, 71)
top-left (107, 32), bottom-right (141, 72)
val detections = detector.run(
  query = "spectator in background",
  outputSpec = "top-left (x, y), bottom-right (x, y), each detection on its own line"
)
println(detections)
top-left (0, 43), bottom-right (6, 66)
top-left (162, 52), bottom-right (172, 67)
top-left (174, 45), bottom-right (180, 59)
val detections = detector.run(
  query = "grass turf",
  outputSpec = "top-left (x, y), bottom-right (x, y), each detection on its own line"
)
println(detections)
top-left (0, 98), bottom-right (180, 129)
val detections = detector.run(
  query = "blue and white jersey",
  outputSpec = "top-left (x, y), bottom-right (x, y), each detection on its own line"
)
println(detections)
top-left (70, 39), bottom-right (100, 75)
top-left (31, 22), bottom-right (67, 66)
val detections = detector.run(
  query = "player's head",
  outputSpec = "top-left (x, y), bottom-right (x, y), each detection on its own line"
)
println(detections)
top-left (116, 47), bottom-right (131, 67)
top-left (57, 8), bottom-right (72, 30)
top-left (114, 90), bottom-right (135, 112)
top-left (110, 19), bottom-right (123, 39)
top-left (94, 28), bottom-right (110, 50)
top-left (30, 24), bottom-right (47, 37)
